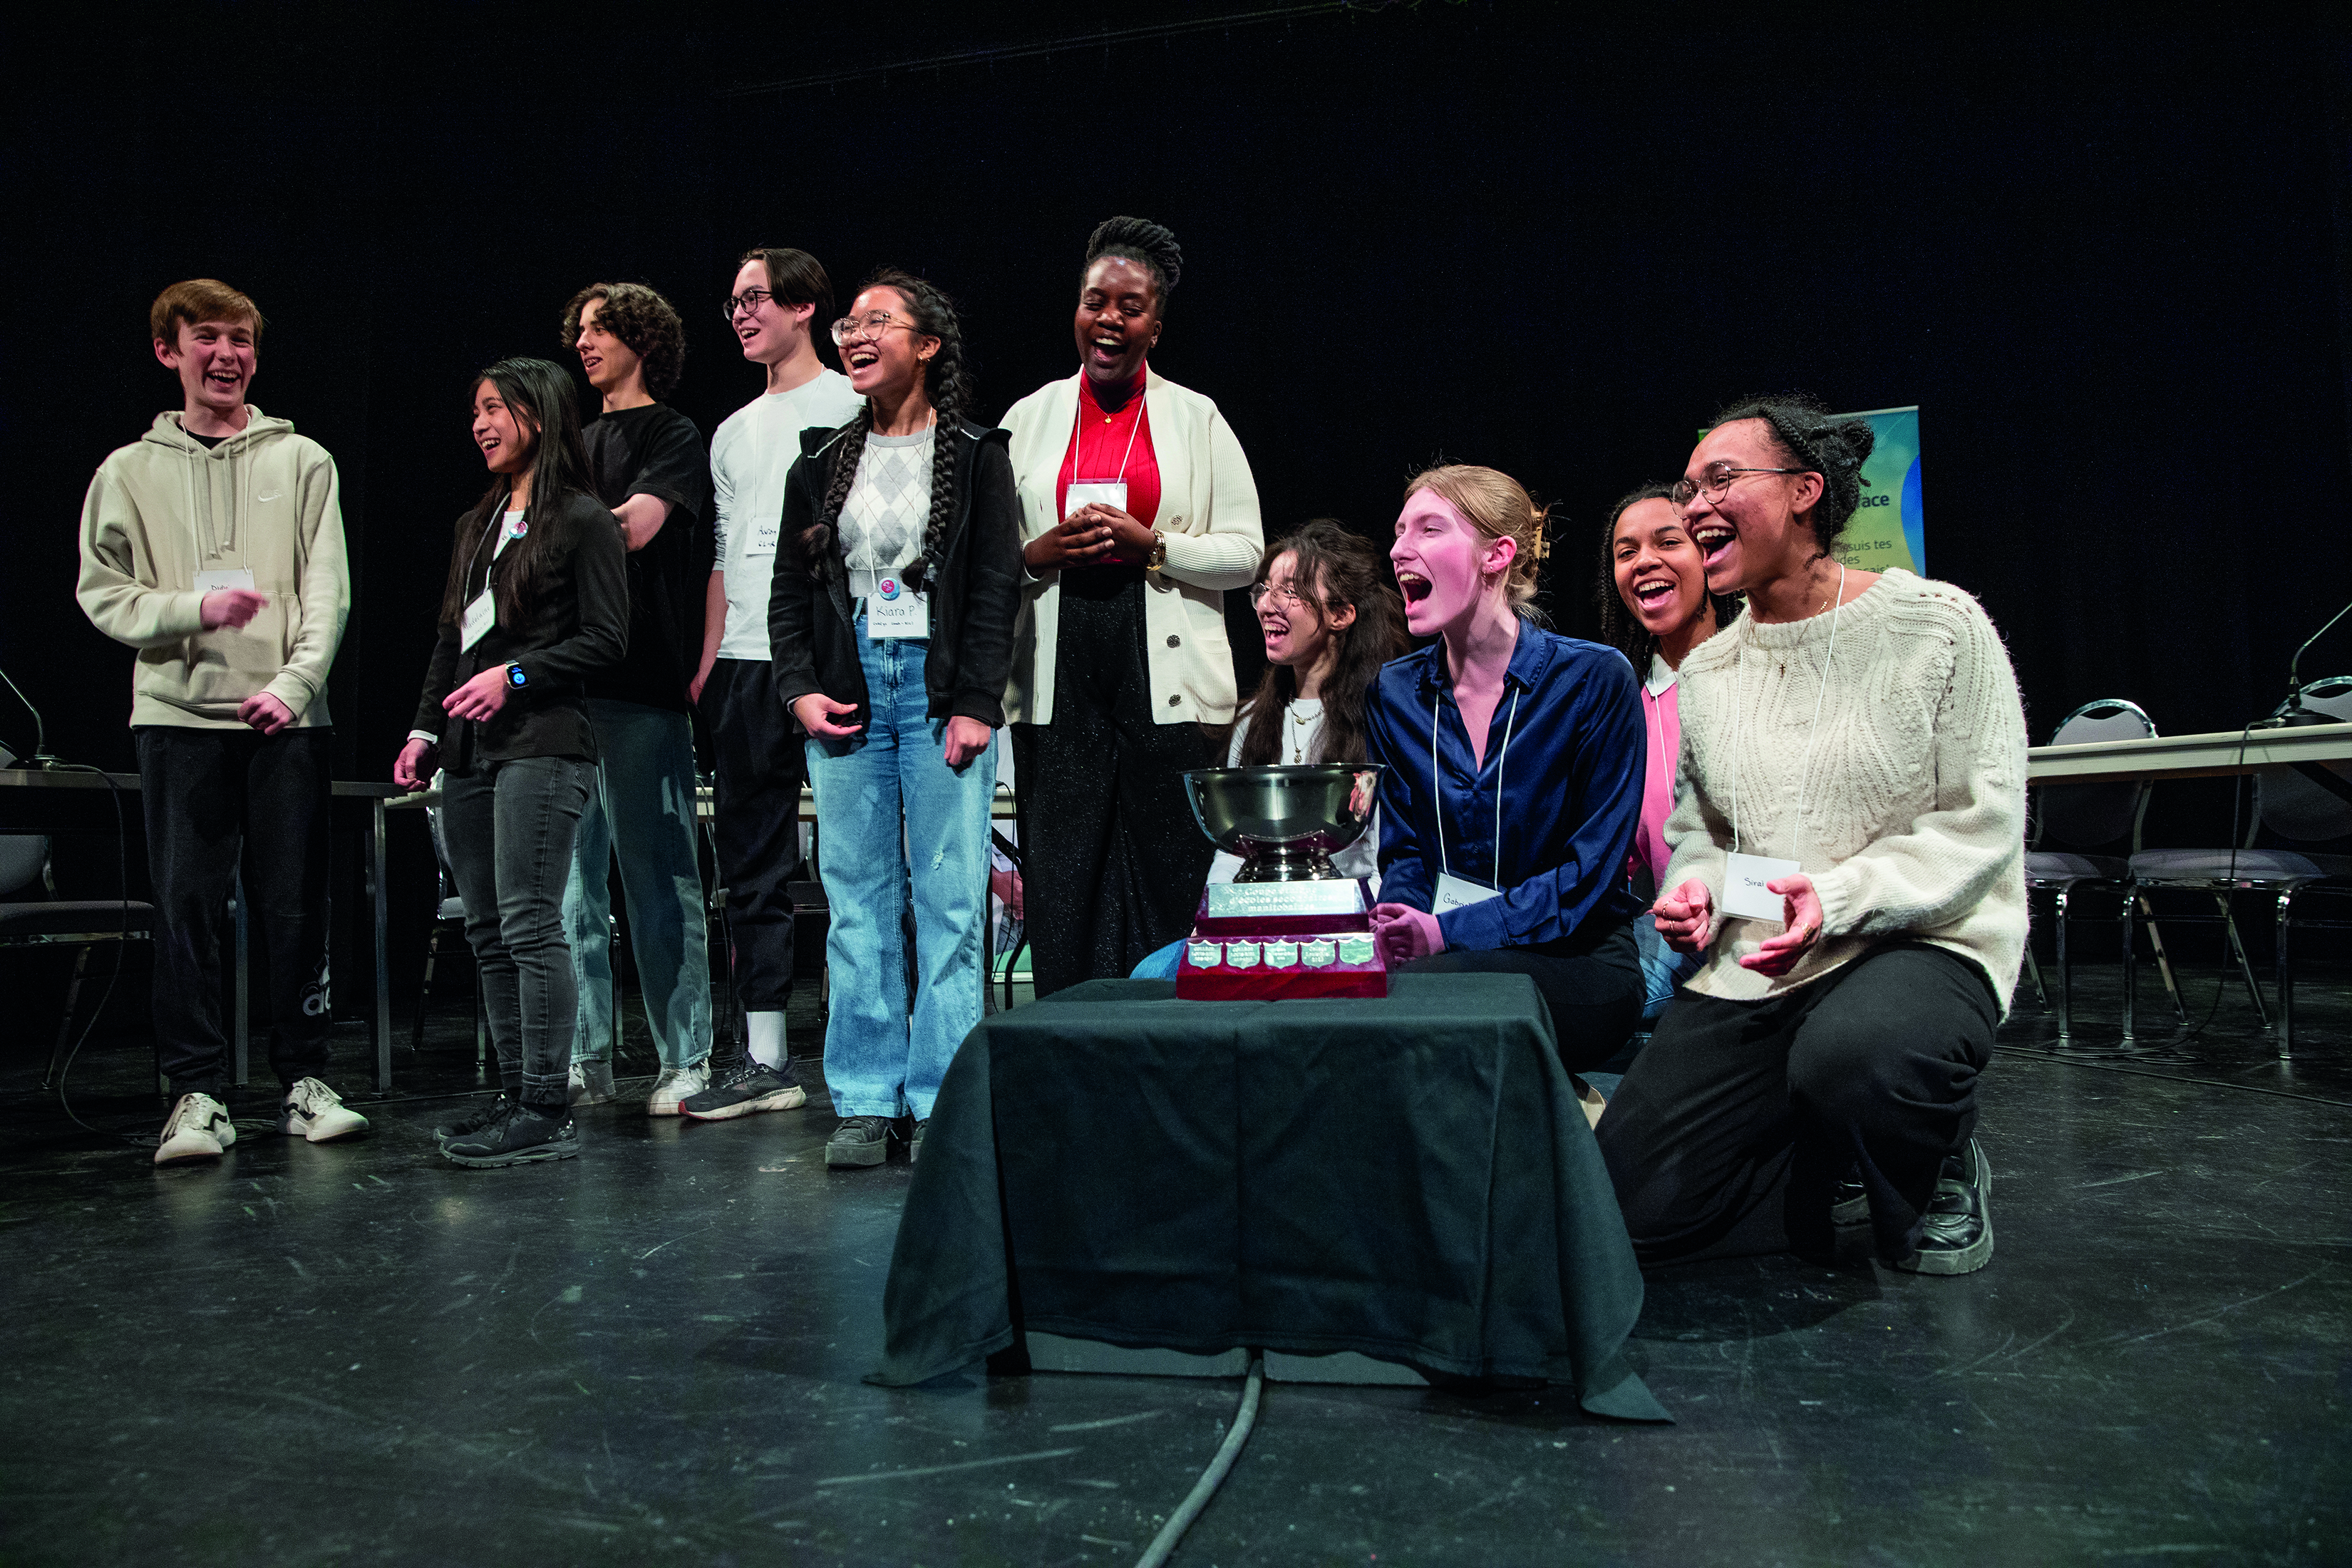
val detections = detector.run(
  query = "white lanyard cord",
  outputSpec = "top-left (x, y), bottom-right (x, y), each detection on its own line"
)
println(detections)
top-left (1068, 387), bottom-right (1147, 485)
top-left (1728, 564), bottom-right (1845, 862)
top-left (1430, 683), bottom-right (1521, 885)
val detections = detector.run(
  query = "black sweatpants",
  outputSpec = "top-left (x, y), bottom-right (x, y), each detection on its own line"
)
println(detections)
top-left (1012, 570), bottom-right (1214, 996)
top-left (135, 725), bottom-right (334, 1099)
top-left (1596, 942), bottom-right (1998, 1267)
top-left (699, 659), bottom-right (805, 1011)
top-left (1401, 919), bottom-right (1644, 1073)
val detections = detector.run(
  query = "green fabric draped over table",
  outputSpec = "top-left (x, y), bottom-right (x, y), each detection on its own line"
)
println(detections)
top-left (869, 974), bottom-right (1668, 1423)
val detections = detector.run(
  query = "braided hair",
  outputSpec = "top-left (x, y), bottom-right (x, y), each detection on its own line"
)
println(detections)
top-left (1082, 215), bottom-right (1183, 305)
top-left (798, 268), bottom-right (973, 589)
top-left (1707, 393), bottom-right (1877, 554)
top-left (1592, 483), bottom-right (1742, 669)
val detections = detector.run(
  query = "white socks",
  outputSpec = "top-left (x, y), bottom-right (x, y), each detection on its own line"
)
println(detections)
top-left (746, 1011), bottom-right (788, 1069)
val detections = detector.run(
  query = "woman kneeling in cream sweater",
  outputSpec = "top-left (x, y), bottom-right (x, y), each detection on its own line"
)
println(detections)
top-left (1597, 396), bottom-right (2028, 1276)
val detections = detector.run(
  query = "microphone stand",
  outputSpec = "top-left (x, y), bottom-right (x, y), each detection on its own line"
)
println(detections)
top-left (0, 664), bottom-right (56, 768)
top-left (2260, 597), bottom-right (2352, 729)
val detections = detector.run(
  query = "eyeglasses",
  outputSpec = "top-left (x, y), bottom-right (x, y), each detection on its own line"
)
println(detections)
top-left (830, 311), bottom-right (919, 346)
top-left (1669, 462), bottom-right (1807, 512)
top-left (1248, 582), bottom-right (1316, 611)
top-left (722, 289), bottom-right (775, 322)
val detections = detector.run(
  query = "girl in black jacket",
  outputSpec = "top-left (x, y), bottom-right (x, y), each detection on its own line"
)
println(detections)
top-left (763, 269), bottom-right (1021, 1168)
top-left (396, 357), bottom-right (628, 1167)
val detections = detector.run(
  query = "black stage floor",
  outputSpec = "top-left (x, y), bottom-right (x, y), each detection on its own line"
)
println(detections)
top-left (4, 959), bottom-right (2348, 1567)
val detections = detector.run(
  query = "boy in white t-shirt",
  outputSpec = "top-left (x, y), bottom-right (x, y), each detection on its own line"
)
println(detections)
top-left (682, 248), bottom-right (865, 1122)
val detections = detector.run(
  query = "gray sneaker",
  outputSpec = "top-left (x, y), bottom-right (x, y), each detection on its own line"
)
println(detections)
top-left (825, 1115), bottom-right (892, 1169)
top-left (681, 1058), bottom-right (808, 1121)
top-left (568, 1060), bottom-right (617, 1106)
top-left (1893, 1138), bottom-right (1993, 1276)
top-left (645, 1063), bottom-right (709, 1117)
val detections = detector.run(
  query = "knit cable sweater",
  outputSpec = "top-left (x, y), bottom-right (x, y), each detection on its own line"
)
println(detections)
top-left (1661, 569), bottom-right (2029, 1013)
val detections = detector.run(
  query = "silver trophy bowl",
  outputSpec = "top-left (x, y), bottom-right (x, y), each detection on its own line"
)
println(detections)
top-left (1182, 764), bottom-right (1384, 882)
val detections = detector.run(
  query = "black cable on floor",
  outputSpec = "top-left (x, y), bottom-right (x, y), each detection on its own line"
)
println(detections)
top-left (1135, 1352), bottom-right (1264, 1568)
top-left (1994, 1044), bottom-right (2352, 1109)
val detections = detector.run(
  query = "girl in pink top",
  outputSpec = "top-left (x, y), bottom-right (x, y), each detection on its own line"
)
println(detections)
top-left (1596, 484), bottom-right (1740, 1017)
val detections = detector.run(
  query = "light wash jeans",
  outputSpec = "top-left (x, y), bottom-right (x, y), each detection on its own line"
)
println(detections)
top-left (1634, 914), bottom-right (1703, 1023)
top-left (562, 698), bottom-right (713, 1071)
top-left (805, 612), bottom-right (997, 1120)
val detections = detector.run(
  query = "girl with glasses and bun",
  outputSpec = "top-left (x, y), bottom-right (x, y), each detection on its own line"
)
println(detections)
top-left (768, 269), bottom-right (1022, 1170)
top-left (1130, 518), bottom-right (1410, 979)
top-left (1367, 465), bottom-right (1650, 1088)
top-left (1597, 396), bottom-right (2028, 1277)
top-left (1594, 483), bottom-right (1743, 1026)
top-left (396, 359), bottom-right (628, 1167)
top-left (1001, 216), bottom-right (1264, 995)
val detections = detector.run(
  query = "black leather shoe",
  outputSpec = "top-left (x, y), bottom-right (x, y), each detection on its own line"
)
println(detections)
top-left (1893, 1138), bottom-right (1993, 1275)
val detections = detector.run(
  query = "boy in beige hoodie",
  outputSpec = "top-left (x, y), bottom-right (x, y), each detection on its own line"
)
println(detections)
top-left (76, 279), bottom-right (367, 1163)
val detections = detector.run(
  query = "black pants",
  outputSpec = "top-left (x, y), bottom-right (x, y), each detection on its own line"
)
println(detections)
top-left (1597, 942), bottom-right (1998, 1267)
top-left (1012, 570), bottom-right (1214, 996)
top-left (135, 726), bottom-right (334, 1099)
top-left (441, 754), bottom-right (596, 1110)
top-left (1401, 919), bottom-right (1644, 1073)
top-left (700, 659), bottom-right (805, 1012)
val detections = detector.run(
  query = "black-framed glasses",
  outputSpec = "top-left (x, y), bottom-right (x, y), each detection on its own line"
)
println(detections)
top-left (722, 289), bottom-right (777, 321)
top-left (1670, 462), bottom-right (1807, 512)
top-left (830, 311), bottom-right (922, 346)
top-left (1248, 582), bottom-right (1315, 612)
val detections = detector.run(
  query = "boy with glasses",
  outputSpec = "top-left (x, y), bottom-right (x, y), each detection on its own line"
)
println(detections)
top-left (557, 282), bottom-right (716, 1113)
top-left (77, 279), bottom-right (361, 1162)
top-left (680, 249), bottom-right (865, 1121)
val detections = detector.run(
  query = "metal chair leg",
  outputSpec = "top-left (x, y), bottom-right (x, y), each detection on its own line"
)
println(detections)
top-left (2140, 900), bottom-right (2188, 1024)
top-left (2119, 885), bottom-right (2137, 1043)
top-left (2216, 894), bottom-right (2271, 1028)
top-left (230, 870), bottom-right (249, 1088)
top-left (413, 924), bottom-right (443, 1053)
top-left (2054, 886), bottom-right (2073, 1042)
top-left (2023, 940), bottom-right (2049, 1009)
top-left (2276, 888), bottom-right (2296, 1060)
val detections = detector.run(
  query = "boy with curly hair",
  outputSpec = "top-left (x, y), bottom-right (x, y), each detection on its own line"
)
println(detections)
top-left (557, 281), bottom-right (716, 1113)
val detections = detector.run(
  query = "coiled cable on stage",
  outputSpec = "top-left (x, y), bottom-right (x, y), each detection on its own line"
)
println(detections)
top-left (1135, 1351), bottom-right (1264, 1568)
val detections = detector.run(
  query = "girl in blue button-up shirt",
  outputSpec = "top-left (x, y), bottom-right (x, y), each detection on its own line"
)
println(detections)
top-left (1366, 465), bottom-right (1649, 1073)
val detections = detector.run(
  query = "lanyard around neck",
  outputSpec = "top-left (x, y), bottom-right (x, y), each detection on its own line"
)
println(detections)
top-left (1729, 563), bottom-right (1845, 860)
top-left (1071, 383), bottom-right (1146, 481)
top-left (1431, 681), bottom-right (1522, 887)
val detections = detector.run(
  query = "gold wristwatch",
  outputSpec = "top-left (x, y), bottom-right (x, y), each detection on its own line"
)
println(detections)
top-left (1147, 527), bottom-right (1168, 574)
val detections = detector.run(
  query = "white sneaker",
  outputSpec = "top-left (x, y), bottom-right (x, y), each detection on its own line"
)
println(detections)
top-left (155, 1092), bottom-right (237, 1165)
top-left (568, 1060), bottom-right (617, 1105)
top-left (278, 1078), bottom-right (369, 1143)
top-left (645, 1063), bottom-right (708, 1117)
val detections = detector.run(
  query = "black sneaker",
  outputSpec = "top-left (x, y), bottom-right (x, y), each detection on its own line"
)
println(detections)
top-left (1832, 1172), bottom-right (1868, 1227)
top-left (681, 1058), bottom-right (809, 1121)
top-left (434, 1097), bottom-right (511, 1143)
top-left (909, 1118), bottom-right (928, 1165)
top-left (441, 1104), bottom-right (581, 1168)
top-left (825, 1114), bottom-right (892, 1169)
top-left (1894, 1138), bottom-right (1993, 1275)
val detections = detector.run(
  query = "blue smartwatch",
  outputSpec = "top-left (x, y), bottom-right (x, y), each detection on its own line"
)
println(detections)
top-left (505, 663), bottom-right (528, 691)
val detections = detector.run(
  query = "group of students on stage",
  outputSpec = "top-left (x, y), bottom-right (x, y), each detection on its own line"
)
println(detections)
top-left (78, 214), bottom-right (2026, 1276)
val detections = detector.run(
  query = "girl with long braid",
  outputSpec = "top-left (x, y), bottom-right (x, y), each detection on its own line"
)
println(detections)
top-left (768, 269), bottom-right (1023, 1169)
top-left (1002, 217), bottom-right (1264, 994)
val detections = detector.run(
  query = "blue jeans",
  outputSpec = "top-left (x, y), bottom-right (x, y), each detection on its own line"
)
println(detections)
top-left (805, 614), bottom-right (997, 1120)
top-left (1635, 914), bottom-right (1703, 1023)
top-left (440, 755), bottom-right (597, 1110)
top-left (562, 698), bottom-right (713, 1070)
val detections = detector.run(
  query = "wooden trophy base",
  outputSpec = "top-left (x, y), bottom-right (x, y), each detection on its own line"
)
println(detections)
top-left (1174, 879), bottom-right (1390, 1000)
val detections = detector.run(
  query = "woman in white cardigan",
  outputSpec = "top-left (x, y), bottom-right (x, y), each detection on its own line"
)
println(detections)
top-left (1597, 395), bottom-right (2028, 1279)
top-left (1001, 217), bottom-right (1263, 993)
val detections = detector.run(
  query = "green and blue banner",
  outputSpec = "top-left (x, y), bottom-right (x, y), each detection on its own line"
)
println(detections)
top-left (1830, 405), bottom-right (1923, 575)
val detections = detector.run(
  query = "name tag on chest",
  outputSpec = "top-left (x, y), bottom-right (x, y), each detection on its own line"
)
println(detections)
top-left (1433, 872), bottom-right (1503, 914)
top-left (460, 590), bottom-right (496, 652)
top-left (866, 578), bottom-right (929, 639)
top-left (1066, 480), bottom-right (1128, 515)
top-left (1723, 852), bottom-right (1800, 922)
top-left (193, 567), bottom-right (255, 595)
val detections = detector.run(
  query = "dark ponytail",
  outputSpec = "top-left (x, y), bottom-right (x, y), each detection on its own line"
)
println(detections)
top-left (1707, 393), bottom-right (1877, 553)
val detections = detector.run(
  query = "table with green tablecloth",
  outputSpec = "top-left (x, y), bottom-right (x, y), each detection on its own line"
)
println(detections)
top-left (870, 974), bottom-right (1666, 1421)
